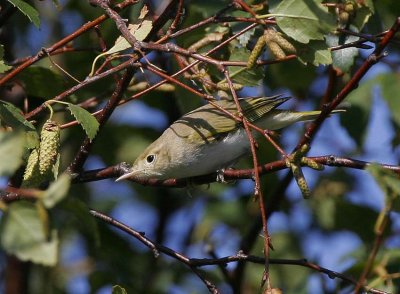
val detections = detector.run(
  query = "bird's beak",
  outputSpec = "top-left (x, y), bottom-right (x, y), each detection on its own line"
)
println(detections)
top-left (115, 171), bottom-right (136, 182)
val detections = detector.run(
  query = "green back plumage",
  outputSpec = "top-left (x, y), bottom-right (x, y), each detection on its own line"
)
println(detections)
top-left (169, 95), bottom-right (289, 144)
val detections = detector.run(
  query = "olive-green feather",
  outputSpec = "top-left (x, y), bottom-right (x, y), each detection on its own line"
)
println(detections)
top-left (172, 95), bottom-right (289, 144)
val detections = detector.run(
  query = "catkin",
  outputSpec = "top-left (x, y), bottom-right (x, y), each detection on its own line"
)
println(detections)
top-left (247, 35), bottom-right (266, 68)
top-left (39, 120), bottom-right (60, 176)
top-left (22, 148), bottom-right (42, 188)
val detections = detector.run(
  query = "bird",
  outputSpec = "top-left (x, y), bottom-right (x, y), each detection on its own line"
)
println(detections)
top-left (116, 95), bottom-right (342, 181)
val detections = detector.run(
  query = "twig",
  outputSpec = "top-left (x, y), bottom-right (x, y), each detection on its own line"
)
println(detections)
top-left (89, 209), bottom-right (389, 294)
top-left (89, 209), bottom-right (220, 293)
top-left (296, 17), bottom-right (400, 150)
top-left (0, 0), bottom-right (138, 86)
top-left (68, 67), bottom-right (135, 173)
top-left (72, 155), bottom-right (400, 185)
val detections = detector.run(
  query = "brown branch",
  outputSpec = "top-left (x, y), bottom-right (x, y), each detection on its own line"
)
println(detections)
top-left (72, 155), bottom-right (400, 186)
top-left (90, 209), bottom-right (389, 294)
top-left (89, 209), bottom-right (220, 293)
top-left (24, 59), bottom-right (141, 120)
top-left (296, 17), bottom-right (400, 150)
top-left (0, 0), bottom-right (139, 87)
top-left (223, 69), bottom-right (272, 290)
top-left (68, 67), bottom-right (135, 173)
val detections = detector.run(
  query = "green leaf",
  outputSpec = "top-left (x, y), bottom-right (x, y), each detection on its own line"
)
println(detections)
top-left (7, 0), bottom-right (40, 28)
top-left (295, 40), bottom-right (332, 66)
top-left (41, 173), bottom-right (71, 209)
top-left (0, 45), bottom-right (12, 73)
top-left (112, 285), bottom-right (128, 294)
top-left (67, 103), bottom-right (99, 141)
top-left (0, 100), bottom-right (39, 148)
top-left (326, 32), bottom-right (359, 72)
top-left (0, 201), bottom-right (58, 266)
top-left (0, 131), bottom-right (25, 176)
top-left (107, 20), bottom-right (153, 55)
top-left (90, 10), bottom-right (153, 76)
top-left (62, 198), bottom-right (100, 246)
top-left (272, 0), bottom-right (336, 43)
top-left (353, 0), bottom-right (375, 31)
top-left (376, 73), bottom-right (400, 126)
top-left (228, 47), bottom-right (264, 86)
top-left (340, 80), bottom-right (373, 147)
top-left (367, 164), bottom-right (400, 197)
top-left (18, 66), bottom-right (67, 99)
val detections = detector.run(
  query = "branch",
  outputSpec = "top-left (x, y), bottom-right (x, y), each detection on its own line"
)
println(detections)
top-left (72, 155), bottom-right (400, 186)
top-left (0, 0), bottom-right (138, 87)
top-left (90, 209), bottom-right (389, 294)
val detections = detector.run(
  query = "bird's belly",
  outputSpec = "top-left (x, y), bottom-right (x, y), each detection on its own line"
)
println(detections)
top-left (181, 129), bottom-right (250, 177)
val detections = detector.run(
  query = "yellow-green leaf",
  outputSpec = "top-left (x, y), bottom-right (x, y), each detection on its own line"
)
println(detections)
top-left (7, 0), bottom-right (40, 28)
top-left (0, 131), bottom-right (25, 176)
top-left (271, 0), bottom-right (336, 44)
top-left (67, 103), bottom-right (99, 141)
top-left (42, 173), bottom-right (71, 208)
top-left (0, 201), bottom-right (58, 266)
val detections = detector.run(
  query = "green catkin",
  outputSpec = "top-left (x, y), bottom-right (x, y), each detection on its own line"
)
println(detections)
top-left (39, 120), bottom-right (60, 176)
top-left (22, 149), bottom-right (42, 188)
top-left (273, 32), bottom-right (296, 54)
top-left (247, 35), bottom-right (267, 68)
top-left (267, 41), bottom-right (286, 60)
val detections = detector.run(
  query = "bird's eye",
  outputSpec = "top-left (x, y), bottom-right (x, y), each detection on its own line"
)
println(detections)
top-left (146, 154), bottom-right (155, 164)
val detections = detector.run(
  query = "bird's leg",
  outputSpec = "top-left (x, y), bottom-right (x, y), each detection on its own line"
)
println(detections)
top-left (216, 168), bottom-right (237, 184)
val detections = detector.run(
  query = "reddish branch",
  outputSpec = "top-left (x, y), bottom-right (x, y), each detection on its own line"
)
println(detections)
top-left (296, 17), bottom-right (400, 150)
top-left (1, 0), bottom-right (399, 292)
top-left (71, 155), bottom-right (400, 185)
top-left (0, 0), bottom-right (139, 87)
top-left (68, 67), bottom-right (135, 173)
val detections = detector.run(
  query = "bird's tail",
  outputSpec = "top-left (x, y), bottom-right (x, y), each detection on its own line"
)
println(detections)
top-left (256, 109), bottom-right (345, 130)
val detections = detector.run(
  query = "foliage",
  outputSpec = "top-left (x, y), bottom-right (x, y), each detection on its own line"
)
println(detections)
top-left (0, 0), bottom-right (399, 293)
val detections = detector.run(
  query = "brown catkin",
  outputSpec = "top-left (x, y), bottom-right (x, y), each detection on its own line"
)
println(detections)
top-left (39, 120), bottom-right (60, 176)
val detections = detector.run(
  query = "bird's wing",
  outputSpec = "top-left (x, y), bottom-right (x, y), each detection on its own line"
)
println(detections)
top-left (171, 95), bottom-right (290, 144)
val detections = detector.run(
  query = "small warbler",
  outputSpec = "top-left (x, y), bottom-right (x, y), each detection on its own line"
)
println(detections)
top-left (116, 95), bottom-right (341, 181)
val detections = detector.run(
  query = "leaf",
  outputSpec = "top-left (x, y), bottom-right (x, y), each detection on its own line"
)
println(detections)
top-left (62, 198), bottom-right (100, 246)
top-left (326, 31), bottom-right (359, 72)
top-left (339, 80), bottom-right (373, 147)
top-left (6, 0), bottom-right (40, 28)
top-left (0, 45), bottom-right (12, 73)
top-left (376, 73), bottom-right (400, 126)
top-left (0, 201), bottom-right (58, 266)
top-left (367, 164), bottom-right (400, 198)
top-left (0, 100), bottom-right (39, 148)
top-left (353, 0), bottom-right (375, 31)
top-left (0, 131), bottom-right (25, 176)
top-left (18, 66), bottom-right (67, 99)
top-left (90, 11), bottom-right (153, 75)
top-left (271, 0), bottom-right (336, 44)
top-left (228, 47), bottom-right (264, 86)
top-left (295, 40), bottom-right (332, 66)
top-left (237, 27), bottom-right (257, 47)
top-left (107, 20), bottom-right (153, 55)
top-left (112, 285), bottom-right (128, 294)
top-left (41, 173), bottom-right (71, 208)
top-left (67, 103), bottom-right (99, 141)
